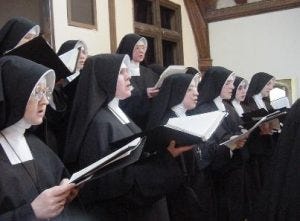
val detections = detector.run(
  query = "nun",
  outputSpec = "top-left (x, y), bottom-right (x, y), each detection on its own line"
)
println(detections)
top-left (57, 40), bottom-right (88, 84)
top-left (63, 54), bottom-right (190, 221)
top-left (41, 39), bottom-right (89, 156)
top-left (0, 17), bottom-right (40, 55)
top-left (189, 66), bottom-right (248, 221)
top-left (241, 72), bottom-right (278, 220)
top-left (147, 73), bottom-right (219, 221)
top-left (230, 76), bottom-right (249, 117)
top-left (116, 33), bottom-right (159, 130)
top-left (0, 55), bottom-right (80, 220)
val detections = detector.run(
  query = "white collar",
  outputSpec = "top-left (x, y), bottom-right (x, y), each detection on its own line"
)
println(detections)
top-left (0, 119), bottom-right (33, 165)
top-left (128, 61), bottom-right (140, 76)
top-left (66, 71), bottom-right (80, 82)
top-left (213, 96), bottom-right (226, 112)
top-left (108, 98), bottom-right (130, 124)
top-left (232, 99), bottom-right (244, 117)
top-left (171, 103), bottom-right (187, 117)
top-left (253, 93), bottom-right (267, 110)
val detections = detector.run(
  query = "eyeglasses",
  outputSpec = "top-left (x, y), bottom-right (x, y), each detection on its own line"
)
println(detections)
top-left (30, 86), bottom-right (53, 101)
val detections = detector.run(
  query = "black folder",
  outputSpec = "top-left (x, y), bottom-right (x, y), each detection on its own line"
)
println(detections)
top-left (69, 136), bottom-right (146, 185)
top-left (6, 36), bottom-right (72, 82)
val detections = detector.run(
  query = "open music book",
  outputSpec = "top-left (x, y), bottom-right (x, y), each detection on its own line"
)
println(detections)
top-left (69, 137), bottom-right (146, 185)
top-left (165, 111), bottom-right (226, 142)
top-left (143, 111), bottom-right (226, 151)
top-left (58, 47), bottom-right (80, 73)
top-left (220, 110), bottom-right (287, 147)
top-left (154, 65), bottom-right (187, 88)
top-left (5, 36), bottom-right (72, 81)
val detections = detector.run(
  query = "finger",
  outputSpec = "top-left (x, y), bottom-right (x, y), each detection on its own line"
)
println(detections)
top-left (168, 140), bottom-right (176, 148)
top-left (51, 184), bottom-right (75, 196)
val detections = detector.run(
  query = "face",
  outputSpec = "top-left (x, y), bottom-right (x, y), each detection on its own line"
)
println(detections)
top-left (17, 33), bottom-right (38, 48)
top-left (115, 67), bottom-right (132, 100)
top-left (182, 79), bottom-right (199, 110)
top-left (261, 78), bottom-right (275, 97)
top-left (235, 80), bottom-right (248, 102)
top-left (76, 47), bottom-right (88, 70)
top-left (24, 82), bottom-right (52, 125)
top-left (132, 42), bottom-right (147, 63)
top-left (220, 74), bottom-right (235, 100)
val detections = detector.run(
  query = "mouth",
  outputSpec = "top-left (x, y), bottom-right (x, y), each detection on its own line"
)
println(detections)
top-left (37, 109), bottom-right (45, 116)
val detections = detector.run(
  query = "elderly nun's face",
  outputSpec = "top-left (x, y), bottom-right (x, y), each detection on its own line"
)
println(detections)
top-left (24, 81), bottom-right (52, 125)
top-left (115, 67), bottom-right (132, 100)
top-left (261, 78), bottom-right (275, 97)
top-left (132, 41), bottom-right (147, 63)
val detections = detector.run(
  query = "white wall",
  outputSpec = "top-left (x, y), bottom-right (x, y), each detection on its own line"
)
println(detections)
top-left (209, 8), bottom-right (300, 101)
top-left (52, 0), bottom-right (198, 68)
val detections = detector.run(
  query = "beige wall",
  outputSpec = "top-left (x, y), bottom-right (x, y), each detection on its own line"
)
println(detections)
top-left (52, 0), bottom-right (198, 68)
top-left (209, 8), bottom-right (300, 101)
top-left (52, 0), bottom-right (111, 55)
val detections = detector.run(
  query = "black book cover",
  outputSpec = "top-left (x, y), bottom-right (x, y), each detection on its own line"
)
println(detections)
top-left (6, 36), bottom-right (72, 81)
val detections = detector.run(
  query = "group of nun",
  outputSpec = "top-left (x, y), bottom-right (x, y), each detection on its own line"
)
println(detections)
top-left (0, 16), bottom-right (299, 221)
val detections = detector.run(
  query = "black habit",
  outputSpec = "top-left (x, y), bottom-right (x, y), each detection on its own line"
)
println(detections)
top-left (189, 66), bottom-right (248, 221)
top-left (0, 56), bottom-right (81, 220)
top-left (116, 33), bottom-right (159, 130)
top-left (63, 54), bottom-right (182, 221)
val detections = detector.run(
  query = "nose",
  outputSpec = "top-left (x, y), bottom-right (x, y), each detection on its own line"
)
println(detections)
top-left (39, 94), bottom-right (49, 105)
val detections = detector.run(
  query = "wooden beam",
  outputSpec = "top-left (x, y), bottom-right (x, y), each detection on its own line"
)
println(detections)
top-left (108, 0), bottom-right (117, 53)
top-left (206, 0), bottom-right (300, 22)
top-left (183, 0), bottom-right (212, 72)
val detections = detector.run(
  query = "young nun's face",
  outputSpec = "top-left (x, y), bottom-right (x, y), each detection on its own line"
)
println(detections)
top-left (235, 80), bottom-right (248, 102)
top-left (182, 78), bottom-right (199, 110)
top-left (260, 78), bottom-right (275, 97)
top-left (132, 42), bottom-right (147, 63)
top-left (115, 67), bottom-right (132, 100)
top-left (76, 47), bottom-right (88, 70)
top-left (220, 74), bottom-right (235, 100)
top-left (24, 82), bottom-right (52, 125)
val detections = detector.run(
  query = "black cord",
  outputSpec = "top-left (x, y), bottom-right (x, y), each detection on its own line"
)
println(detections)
top-left (0, 131), bottom-right (41, 193)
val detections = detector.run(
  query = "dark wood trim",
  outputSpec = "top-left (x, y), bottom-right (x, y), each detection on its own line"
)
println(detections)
top-left (39, 0), bottom-right (55, 48)
top-left (67, 0), bottom-right (98, 30)
top-left (108, 0), bottom-right (117, 52)
top-left (206, 0), bottom-right (300, 22)
top-left (134, 0), bottom-right (184, 65)
top-left (183, 0), bottom-right (212, 72)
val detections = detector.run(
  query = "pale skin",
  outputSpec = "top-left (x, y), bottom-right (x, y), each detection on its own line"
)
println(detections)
top-left (235, 80), bottom-right (248, 103)
top-left (131, 41), bottom-right (159, 98)
top-left (116, 65), bottom-right (192, 157)
top-left (25, 82), bottom-right (78, 219)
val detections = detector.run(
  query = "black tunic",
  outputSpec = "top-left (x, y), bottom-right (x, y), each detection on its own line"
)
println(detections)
top-left (63, 54), bottom-right (182, 221)
top-left (0, 134), bottom-right (72, 221)
top-left (188, 66), bottom-right (248, 221)
top-left (116, 33), bottom-right (159, 130)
